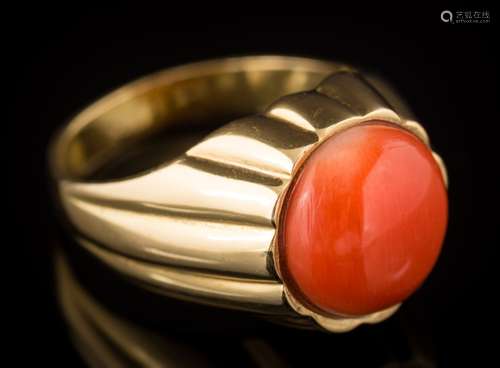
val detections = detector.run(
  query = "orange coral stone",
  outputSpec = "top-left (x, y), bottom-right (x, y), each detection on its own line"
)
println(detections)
top-left (280, 122), bottom-right (448, 316)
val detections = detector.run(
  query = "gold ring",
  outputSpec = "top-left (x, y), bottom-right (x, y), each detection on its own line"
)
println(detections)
top-left (49, 56), bottom-right (448, 332)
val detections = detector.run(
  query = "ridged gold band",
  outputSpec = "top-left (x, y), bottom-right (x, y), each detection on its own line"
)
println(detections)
top-left (49, 56), bottom-right (447, 332)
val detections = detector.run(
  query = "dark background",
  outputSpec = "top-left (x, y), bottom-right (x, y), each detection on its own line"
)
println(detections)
top-left (9, 10), bottom-right (497, 367)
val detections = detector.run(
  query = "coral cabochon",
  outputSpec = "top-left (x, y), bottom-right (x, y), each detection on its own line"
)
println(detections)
top-left (280, 122), bottom-right (448, 316)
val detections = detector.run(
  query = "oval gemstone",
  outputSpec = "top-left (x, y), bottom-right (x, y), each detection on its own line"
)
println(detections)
top-left (280, 122), bottom-right (448, 316)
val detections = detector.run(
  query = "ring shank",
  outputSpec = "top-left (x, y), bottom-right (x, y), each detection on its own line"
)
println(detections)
top-left (50, 56), bottom-right (340, 181)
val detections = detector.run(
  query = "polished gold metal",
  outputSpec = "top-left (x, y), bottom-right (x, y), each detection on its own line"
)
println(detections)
top-left (49, 56), bottom-right (447, 332)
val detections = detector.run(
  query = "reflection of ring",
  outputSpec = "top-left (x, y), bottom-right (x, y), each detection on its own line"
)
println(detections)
top-left (49, 56), bottom-right (448, 332)
top-left (55, 249), bottom-right (210, 367)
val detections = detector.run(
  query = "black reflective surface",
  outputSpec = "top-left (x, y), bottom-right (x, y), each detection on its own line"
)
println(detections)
top-left (10, 12), bottom-right (495, 367)
top-left (55, 232), bottom-right (435, 367)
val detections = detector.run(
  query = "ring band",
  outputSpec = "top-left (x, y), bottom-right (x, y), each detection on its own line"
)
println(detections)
top-left (49, 56), bottom-right (448, 332)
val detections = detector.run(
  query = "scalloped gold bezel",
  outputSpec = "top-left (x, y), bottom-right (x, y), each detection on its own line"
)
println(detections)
top-left (269, 75), bottom-right (447, 331)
